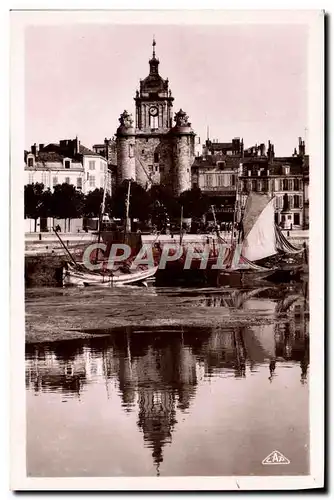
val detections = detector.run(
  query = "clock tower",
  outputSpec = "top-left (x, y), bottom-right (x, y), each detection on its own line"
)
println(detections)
top-left (134, 38), bottom-right (174, 187)
top-left (115, 38), bottom-right (195, 194)
top-left (135, 37), bottom-right (174, 132)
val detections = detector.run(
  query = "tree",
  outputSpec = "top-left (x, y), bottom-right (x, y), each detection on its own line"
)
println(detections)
top-left (40, 188), bottom-right (53, 218)
top-left (148, 184), bottom-right (180, 223)
top-left (83, 188), bottom-right (112, 218)
top-left (179, 187), bottom-right (210, 219)
top-left (112, 180), bottom-right (151, 222)
top-left (51, 183), bottom-right (85, 232)
top-left (24, 182), bottom-right (45, 232)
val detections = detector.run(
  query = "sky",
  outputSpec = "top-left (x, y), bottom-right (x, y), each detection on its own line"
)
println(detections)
top-left (25, 23), bottom-right (308, 156)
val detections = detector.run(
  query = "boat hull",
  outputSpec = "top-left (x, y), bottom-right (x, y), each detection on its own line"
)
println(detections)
top-left (63, 264), bottom-right (158, 287)
top-left (218, 269), bottom-right (275, 287)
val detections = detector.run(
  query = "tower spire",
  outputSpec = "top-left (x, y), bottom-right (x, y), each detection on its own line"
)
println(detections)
top-left (152, 35), bottom-right (156, 58)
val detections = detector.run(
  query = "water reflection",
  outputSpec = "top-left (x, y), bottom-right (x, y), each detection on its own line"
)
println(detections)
top-left (26, 284), bottom-right (309, 475)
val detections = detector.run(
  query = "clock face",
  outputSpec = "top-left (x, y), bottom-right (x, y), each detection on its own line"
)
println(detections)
top-left (149, 106), bottom-right (158, 117)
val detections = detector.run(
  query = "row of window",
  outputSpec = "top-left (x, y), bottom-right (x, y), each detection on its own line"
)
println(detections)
top-left (243, 179), bottom-right (269, 192)
top-left (275, 195), bottom-right (303, 209)
top-left (27, 157), bottom-right (106, 172)
top-left (88, 161), bottom-right (106, 171)
top-left (243, 178), bottom-right (302, 192)
top-left (27, 174), bottom-right (105, 189)
top-left (204, 174), bottom-right (236, 188)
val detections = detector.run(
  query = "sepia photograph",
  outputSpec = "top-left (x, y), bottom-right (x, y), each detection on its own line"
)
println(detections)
top-left (10, 9), bottom-right (324, 490)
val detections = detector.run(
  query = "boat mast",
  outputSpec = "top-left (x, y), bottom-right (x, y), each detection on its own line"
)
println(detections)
top-left (229, 166), bottom-right (243, 268)
top-left (211, 204), bottom-right (217, 227)
top-left (95, 170), bottom-right (108, 264)
top-left (179, 204), bottom-right (184, 245)
top-left (231, 168), bottom-right (241, 245)
top-left (124, 179), bottom-right (132, 240)
top-left (53, 227), bottom-right (77, 267)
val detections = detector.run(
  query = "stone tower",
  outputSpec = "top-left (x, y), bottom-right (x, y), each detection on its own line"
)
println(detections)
top-left (116, 110), bottom-right (136, 185)
top-left (134, 37), bottom-right (174, 187)
top-left (171, 109), bottom-right (195, 196)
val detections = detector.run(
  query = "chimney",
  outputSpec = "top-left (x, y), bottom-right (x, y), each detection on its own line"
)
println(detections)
top-left (31, 143), bottom-right (38, 156)
top-left (39, 143), bottom-right (44, 152)
top-left (298, 137), bottom-right (305, 156)
top-left (75, 136), bottom-right (80, 155)
top-left (104, 137), bottom-right (111, 161)
top-left (232, 137), bottom-right (240, 154)
top-left (267, 140), bottom-right (274, 161)
top-left (59, 139), bottom-right (68, 154)
top-left (259, 143), bottom-right (265, 156)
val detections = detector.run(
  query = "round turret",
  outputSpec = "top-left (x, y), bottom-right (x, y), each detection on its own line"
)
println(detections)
top-left (116, 111), bottom-right (136, 184)
top-left (171, 109), bottom-right (195, 196)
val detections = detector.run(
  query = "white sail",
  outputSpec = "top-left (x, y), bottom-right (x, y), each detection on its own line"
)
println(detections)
top-left (242, 196), bottom-right (277, 262)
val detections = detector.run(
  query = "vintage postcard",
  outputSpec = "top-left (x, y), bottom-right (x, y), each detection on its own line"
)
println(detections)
top-left (10, 9), bottom-right (324, 490)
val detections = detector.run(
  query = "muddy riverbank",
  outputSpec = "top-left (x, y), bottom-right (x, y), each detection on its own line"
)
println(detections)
top-left (25, 283), bottom-right (307, 344)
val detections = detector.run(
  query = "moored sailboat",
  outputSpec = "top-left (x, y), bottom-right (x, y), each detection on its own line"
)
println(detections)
top-left (62, 179), bottom-right (158, 287)
top-left (218, 192), bottom-right (304, 285)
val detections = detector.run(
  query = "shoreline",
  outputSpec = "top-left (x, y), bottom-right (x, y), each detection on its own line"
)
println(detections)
top-left (25, 315), bottom-right (278, 345)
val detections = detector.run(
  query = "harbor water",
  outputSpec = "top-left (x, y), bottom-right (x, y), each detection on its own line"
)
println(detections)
top-left (26, 282), bottom-right (309, 477)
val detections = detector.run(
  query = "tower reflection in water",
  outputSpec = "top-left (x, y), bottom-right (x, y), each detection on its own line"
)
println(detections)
top-left (25, 285), bottom-right (309, 475)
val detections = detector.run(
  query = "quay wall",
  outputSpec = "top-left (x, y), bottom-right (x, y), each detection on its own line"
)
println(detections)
top-left (25, 255), bottom-right (66, 287)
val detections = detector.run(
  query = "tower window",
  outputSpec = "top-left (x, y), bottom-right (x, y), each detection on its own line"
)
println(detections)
top-left (27, 157), bottom-right (34, 167)
top-left (154, 152), bottom-right (159, 163)
top-left (150, 115), bottom-right (158, 129)
top-left (142, 149), bottom-right (145, 154)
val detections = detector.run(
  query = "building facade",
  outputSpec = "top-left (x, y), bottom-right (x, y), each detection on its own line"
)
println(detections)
top-left (192, 136), bottom-right (308, 229)
top-left (114, 39), bottom-right (196, 196)
top-left (239, 138), bottom-right (308, 229)
top-left (191, 138), bottom-right (243, 223)
top-left (24, 138), bottom-right (111, 195)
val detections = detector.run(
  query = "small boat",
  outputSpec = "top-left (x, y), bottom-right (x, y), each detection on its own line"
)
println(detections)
top-left (63, 262), bottom-right (158, 287)
top-left (83, 266), bottom-right (158, 287)
top-left (60, 179), bottom-right (159, 288)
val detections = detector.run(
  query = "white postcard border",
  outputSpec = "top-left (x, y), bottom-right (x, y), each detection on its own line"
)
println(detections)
top-left (10, 9), bottom-right (324, 491)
